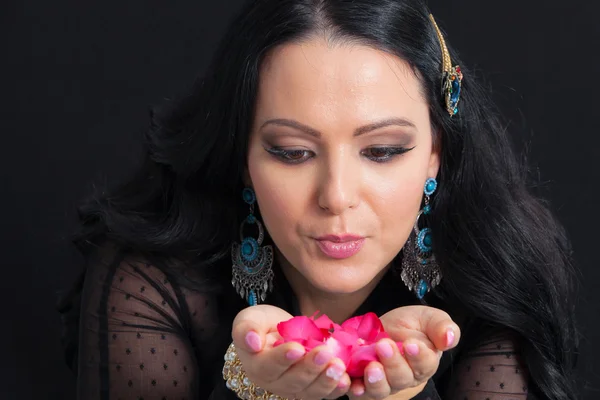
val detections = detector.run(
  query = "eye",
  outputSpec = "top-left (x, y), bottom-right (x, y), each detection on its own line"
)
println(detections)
top-left (265, 147), bottom-right (315, 164)
top-left (362, 146), bottom-right (414, 162)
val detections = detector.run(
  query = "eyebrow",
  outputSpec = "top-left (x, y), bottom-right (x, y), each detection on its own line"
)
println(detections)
top-left (259, 117), bottom-right (417, 138)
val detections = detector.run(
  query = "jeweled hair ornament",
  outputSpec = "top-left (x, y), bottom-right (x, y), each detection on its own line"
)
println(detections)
top-left (429, 14), bottom-right (463, 117)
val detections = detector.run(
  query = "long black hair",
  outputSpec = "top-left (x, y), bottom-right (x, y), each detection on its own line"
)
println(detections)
top-left (57, 0), bottom-right (580, 398)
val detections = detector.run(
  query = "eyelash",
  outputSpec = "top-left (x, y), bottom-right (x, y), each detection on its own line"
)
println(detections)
top-left (265, 146), bottom-right (414, 164)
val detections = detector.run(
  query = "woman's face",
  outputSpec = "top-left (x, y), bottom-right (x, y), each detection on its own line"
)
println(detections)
top-left (247, 38), bottom-right (440, 296)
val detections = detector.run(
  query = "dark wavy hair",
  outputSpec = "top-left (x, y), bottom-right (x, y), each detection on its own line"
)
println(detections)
top-left (57, 0), bottom-right (580, 398)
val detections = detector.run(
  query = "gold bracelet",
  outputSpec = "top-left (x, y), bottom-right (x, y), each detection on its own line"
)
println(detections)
top-left (223, 342), bottom-right (290, 400)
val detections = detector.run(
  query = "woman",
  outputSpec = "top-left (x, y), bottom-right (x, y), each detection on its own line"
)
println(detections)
top-left (56, 0), bottom-right (580, 399)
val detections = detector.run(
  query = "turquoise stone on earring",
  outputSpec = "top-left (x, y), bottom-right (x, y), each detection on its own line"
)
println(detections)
top-left (246, 214), bottom-right (256, 224)
top-left (424, 178), bottom-right (437, 195)
top-left (423, 232), bottom-right (432, 247)
top-left (423, 204), bottom-right (431, 215)
top-left (242, 188), bottom-right (256, 205)
top-left (241, 237), bottom-right (259, 262)
top-left (417, 228), bottom-right (433, 253)
top-left (416, 280), bottom-right (429, 299)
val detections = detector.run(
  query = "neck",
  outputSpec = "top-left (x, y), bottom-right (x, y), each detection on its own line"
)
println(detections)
top-left (277, 254), bottom-right (390, 324)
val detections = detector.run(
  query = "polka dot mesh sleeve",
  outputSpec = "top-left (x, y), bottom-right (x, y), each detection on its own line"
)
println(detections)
top-left (445, 332), bottom-right (530, 400)
top-left (76, 247), bottom-right (218, 400)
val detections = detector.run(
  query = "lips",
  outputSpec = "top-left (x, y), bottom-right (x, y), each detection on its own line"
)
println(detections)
top-left (315, 234), bottom-right (365, 259)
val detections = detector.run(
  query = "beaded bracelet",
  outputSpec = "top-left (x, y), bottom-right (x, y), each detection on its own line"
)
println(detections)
top-left (223, 342), bottom-right (291, 400)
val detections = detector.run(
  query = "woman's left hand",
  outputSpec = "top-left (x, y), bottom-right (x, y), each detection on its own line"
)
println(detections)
top-left (346, 306), bottom-right (461, 399)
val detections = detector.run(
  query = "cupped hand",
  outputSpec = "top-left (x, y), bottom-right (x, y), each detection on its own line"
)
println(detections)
top-left (347, 306), bottom-right (461, 399)
top-left (232, 305), bottom-right (352, 400)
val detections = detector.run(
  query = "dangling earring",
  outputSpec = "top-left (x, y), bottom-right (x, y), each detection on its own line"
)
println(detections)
top-left (231, 188), bottom-right (274, 306)
top-left (400, 178), bottom-right (442, 299)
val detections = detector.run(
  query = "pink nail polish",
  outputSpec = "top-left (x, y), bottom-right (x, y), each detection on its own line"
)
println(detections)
top-left (446, 329), bottom-right (455, 347)
top-left (337, 380), bottom-right (349, 389)
top-left (353, 387), bottom-right (365, 396)
top-left (314, 350), bottom-right (333, 366)
top-left (285, 348), bottom-right (305, 361)
top-left (245, 331), bottom-right (262, 352)
top-left (405, 343), bottom-right (420, 356)
top-left (376, 341), bottom-right (394, 358)
top-left (326, 364), bottom-right (345, 380)
top-left (367, 367), bottom-right (384, 383)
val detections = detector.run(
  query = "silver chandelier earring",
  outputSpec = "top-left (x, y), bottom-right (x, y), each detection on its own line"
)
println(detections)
top-left (231, 187), bottom-right (274, 306)
top-left (401, 178), bottom-right (442, 299)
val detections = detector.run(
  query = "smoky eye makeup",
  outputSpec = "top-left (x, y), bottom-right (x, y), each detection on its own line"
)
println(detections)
top-left (259, 125), bottom-right (419, 164)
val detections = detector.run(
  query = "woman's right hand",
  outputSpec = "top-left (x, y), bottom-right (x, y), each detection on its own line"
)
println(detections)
top-left (232, 305), bottom-right (352, 400)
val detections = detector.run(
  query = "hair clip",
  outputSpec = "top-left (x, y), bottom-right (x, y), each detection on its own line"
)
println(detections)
top-left (429, 14), bottom-right (463, 117)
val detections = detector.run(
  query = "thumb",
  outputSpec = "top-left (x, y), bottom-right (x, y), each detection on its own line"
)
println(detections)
top-left (232, 305), bottom-right (294, 353)
top-left (418, 307), bottom-right (461, 351)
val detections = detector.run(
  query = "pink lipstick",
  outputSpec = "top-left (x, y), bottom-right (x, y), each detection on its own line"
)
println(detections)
top-left (315, 235), bottom-right (365, 259)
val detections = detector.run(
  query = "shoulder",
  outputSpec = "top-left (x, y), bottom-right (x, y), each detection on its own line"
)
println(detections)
top-left (81, 241), bottom-right (222, 341)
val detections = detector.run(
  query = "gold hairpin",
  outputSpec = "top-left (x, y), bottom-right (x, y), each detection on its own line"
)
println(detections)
top-left (429, 14), bottom-right (463, 117)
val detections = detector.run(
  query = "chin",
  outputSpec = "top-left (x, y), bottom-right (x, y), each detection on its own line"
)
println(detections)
top-left (303, 264), bottom-right (383, 295)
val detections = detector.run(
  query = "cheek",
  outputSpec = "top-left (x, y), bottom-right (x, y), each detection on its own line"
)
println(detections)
top-left (368, 166), bottom-right (427, 245)
top-left (376, 178), bottom-right (422, 221)
top-left (247, 153), bottom-right (307, 241)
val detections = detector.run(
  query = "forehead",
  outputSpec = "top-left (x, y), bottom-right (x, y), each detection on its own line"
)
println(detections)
top-left (254, 38), bottom-right (429, 127)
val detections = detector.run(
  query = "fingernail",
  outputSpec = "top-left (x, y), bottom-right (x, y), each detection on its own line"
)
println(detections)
top-left (314, 350), bottom-right (333, 366)
top-left (337, 379), bottom-right (349, 389)
top-left (405, 343), bottom-right (420, 356)
top-left (446, 328), bottom-right (455, 347)
top-left (376, 341), bottom-right (394, 359)
top-left (285, 348), bottom-right (305, 361)
top-left (245, 331), bottom-right (262, 352)
top-left (353, 386), bottom-right (365, 396)
top-left (367, 367), bottom-right (384, 383)
top-left (326, 364), bottom-right (345, 381)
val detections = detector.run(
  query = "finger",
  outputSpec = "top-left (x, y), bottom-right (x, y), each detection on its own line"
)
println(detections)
top-left (401, 339), bottom-right (440, 383)
top-left (301, 359), bottom-right (348, 400)
top-left (324, 374), bottom-right (352, 399)
top-left (421, 309), bottom-right (461, 351)
top-left (274, 345), bottom-right (337, 395)
top-left (347, 379), bottom-right (366, 399)
top-left (236, 341), bottom-right (307, 386)
top-left (231, 305), bottom-right (293, 353)
top-left (374, 339), bottom-right (413, 392)
top-left (363, 361), bottom-right (391, 399)
top-left (381, 306), bottom-right (460, 351)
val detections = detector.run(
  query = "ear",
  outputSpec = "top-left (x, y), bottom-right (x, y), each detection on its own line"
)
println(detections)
top-left (428, 131), bottom-right (442, 179)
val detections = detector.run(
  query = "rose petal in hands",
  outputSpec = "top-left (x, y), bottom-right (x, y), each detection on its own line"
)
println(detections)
top-left (277, 316), bottom-right (325, 342)
top-left (341, 312), bottom-right (388, 342)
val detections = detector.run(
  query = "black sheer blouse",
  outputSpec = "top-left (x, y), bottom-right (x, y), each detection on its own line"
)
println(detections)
top-left (68, 242), bottom-right (531, 400)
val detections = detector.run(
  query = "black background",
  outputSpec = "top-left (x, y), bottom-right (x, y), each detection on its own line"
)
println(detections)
top-left (2, 0), bottom-right (599, 398)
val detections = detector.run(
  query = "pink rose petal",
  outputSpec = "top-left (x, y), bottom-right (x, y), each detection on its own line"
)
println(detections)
top-left (313, 314), bottom-right (341, 332)
top-left (277, 316), bottom-right (324, 342)
top-left (347, 343), bottom-right (379, 377)
top-left (274, 312), bottom-right (396, 379)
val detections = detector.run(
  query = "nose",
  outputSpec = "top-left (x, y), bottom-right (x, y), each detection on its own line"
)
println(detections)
top-left (317, 152), bottom-right (360, 215)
